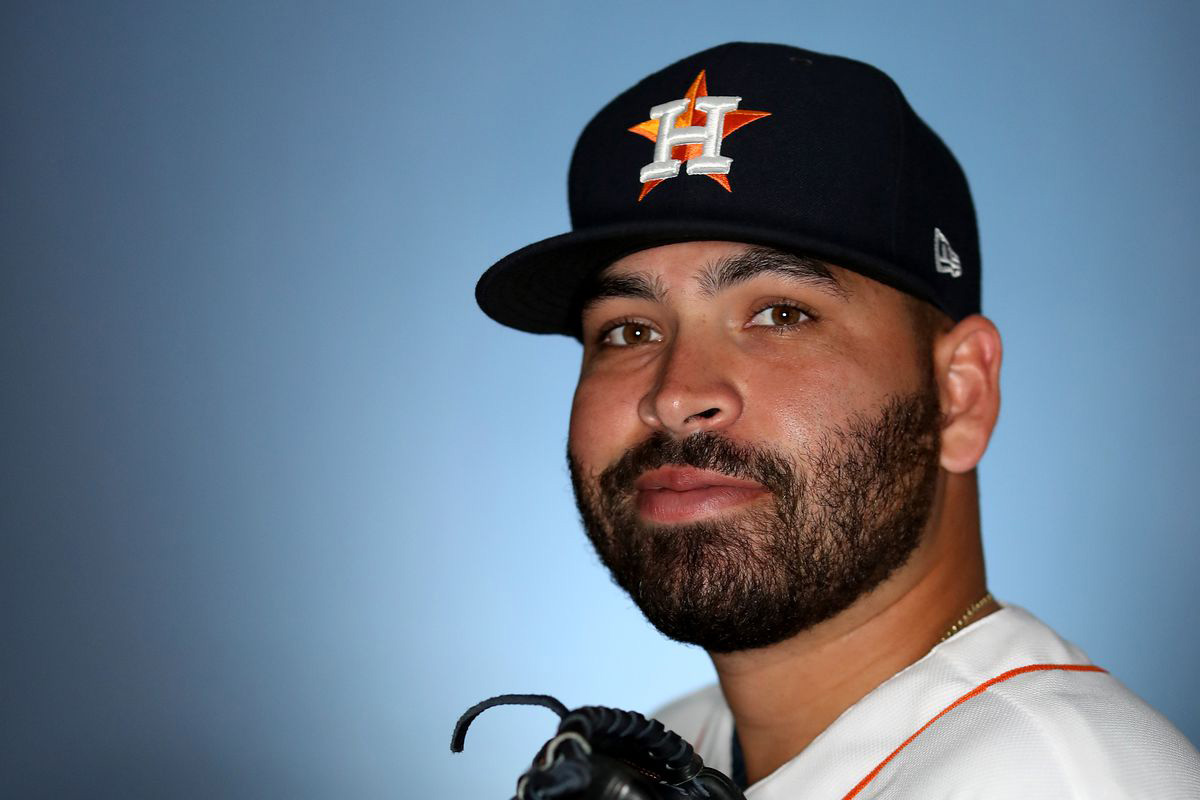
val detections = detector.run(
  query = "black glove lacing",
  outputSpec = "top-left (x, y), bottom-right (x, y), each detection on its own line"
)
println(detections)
top-left (452, 693), bottom-right (727, 799)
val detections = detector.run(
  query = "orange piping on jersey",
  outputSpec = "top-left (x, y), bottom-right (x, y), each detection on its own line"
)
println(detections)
top-left (842, 663), bottom-right (1108, 800)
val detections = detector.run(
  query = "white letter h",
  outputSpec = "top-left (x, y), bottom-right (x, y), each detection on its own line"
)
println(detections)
top-left (639, 96), bottom-right (742, 184)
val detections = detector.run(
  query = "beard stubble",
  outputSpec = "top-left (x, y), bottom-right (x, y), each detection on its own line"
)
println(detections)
top-left (567, 385), bottom-right (943, 654)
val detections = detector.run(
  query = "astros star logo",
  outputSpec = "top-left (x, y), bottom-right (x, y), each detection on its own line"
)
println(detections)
top-left (628, 70), bottom-right (771, 201)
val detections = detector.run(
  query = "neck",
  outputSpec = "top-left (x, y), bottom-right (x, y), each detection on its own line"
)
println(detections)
top-left (709, 471), bottom-right (991, 785)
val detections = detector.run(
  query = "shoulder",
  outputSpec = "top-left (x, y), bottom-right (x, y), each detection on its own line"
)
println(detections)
top-left (876, 667), bottom-right (1200, 798)
top-left (861, 609), bottom-right (1200, 798)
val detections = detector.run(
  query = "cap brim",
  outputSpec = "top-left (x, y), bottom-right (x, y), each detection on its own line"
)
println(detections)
top-left (475, 219), bottom-right (942, 338)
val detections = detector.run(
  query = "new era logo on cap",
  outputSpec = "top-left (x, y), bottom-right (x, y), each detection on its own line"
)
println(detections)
top-left (934, 228), bottom-right (962, 278)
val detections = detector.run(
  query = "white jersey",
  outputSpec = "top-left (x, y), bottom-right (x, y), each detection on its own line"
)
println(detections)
top-left (655, 604), bottom-right (1200, 798)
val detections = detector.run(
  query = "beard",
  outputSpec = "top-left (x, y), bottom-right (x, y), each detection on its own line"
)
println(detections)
top-left (567, 385), bottom-right (943, 654)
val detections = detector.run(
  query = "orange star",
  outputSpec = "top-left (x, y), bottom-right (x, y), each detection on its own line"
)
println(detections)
top-left (628, 70), bottom-right (771, 201)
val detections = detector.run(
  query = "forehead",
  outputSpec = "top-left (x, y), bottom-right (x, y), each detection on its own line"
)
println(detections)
top-left (605, 241), bottom-right (770, 280)
top-left (580, 240), bottom-right (933, 342)
top-left (590, 240), bottom-right (857, 303)
top-left (580, 240), bottom-right (937, 377)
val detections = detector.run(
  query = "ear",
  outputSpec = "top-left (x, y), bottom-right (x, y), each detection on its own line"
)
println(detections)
top-left (934, 314), bottom-right (1003, 473)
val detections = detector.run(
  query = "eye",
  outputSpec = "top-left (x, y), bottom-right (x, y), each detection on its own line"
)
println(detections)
top-left (601, 321), bottom-right (663, 347)
top-left (748, 303), bottom-right (811, 328)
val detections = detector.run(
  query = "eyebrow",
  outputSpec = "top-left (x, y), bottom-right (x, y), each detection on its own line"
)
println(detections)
top-left (698, 248), bottom-right (849, 300)
top-left (580, 246), bottom-right (848, 315)
top-left (581, 271), bottom-right (668, 312)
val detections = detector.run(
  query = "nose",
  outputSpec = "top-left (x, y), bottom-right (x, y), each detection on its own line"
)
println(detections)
top-left (637, 339), bottom-right (744, 438)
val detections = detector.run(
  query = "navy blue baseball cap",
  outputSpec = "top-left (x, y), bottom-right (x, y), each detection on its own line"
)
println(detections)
top-left (476, 42), bottom-right (980, 336)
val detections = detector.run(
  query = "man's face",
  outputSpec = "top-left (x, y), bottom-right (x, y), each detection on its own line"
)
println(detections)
top-left (567, 241), bottom-right (944, 653)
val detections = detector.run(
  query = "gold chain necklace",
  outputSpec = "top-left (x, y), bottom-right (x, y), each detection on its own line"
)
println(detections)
top-left (939, 591), bottom-right (994, 643)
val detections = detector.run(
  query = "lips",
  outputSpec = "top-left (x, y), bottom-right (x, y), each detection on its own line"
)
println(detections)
top-left (634, 467), bottom-right (768, 523)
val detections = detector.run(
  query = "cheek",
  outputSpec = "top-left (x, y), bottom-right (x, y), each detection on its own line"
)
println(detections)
top-left (568, 374), bottom-right (644, 475)
top-left (736, 350), bottom-right (907, 447)
top-left (742, 360), bottom-right (856, 445)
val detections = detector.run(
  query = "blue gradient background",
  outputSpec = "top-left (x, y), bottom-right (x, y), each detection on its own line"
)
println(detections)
top-left (3, 2), bottom-right (1197, 797)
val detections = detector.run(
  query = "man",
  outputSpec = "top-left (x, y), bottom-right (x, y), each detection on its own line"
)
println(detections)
top-left (475, 43), bottom-right (1200, 797)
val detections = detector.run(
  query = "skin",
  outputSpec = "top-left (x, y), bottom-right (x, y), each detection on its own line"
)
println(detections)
top-left (569, 240), bottom-right (1004, 784)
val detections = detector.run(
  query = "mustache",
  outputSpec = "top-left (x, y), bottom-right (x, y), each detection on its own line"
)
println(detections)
top-left (597, 431), bottom-right (798, 499)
